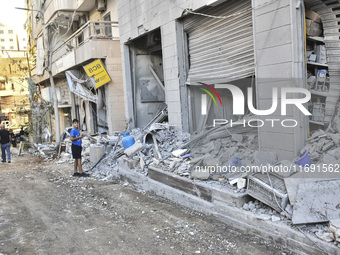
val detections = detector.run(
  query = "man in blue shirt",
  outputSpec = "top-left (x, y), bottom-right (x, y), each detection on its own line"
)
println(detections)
top-left (70, 119), bottom-right (89, 177)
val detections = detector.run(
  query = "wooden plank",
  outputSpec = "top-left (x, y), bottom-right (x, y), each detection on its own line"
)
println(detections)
top-left (148, 166), bottom-right (212, 202)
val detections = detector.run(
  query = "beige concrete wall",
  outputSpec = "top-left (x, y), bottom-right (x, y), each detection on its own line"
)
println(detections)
top-left (105, 41), bottom-right (126, 133)
top-left (253, 0), bottom-right (307, 160)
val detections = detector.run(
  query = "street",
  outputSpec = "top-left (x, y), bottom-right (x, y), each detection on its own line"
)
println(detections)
top-left (0, 156), bottom-right (294, 255)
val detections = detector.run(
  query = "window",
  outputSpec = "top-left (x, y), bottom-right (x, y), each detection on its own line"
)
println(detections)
top-left (8, 30), bottom-right (13, 34)
top-left (1, 47), bottom-right (4, 50)
top-left (22, 38), bottom-right (26, 41)
top-left (9, 39), bottom-right (13, 42)
top-left (104, 13), bottom-right (112, 37)
top-left (0, 30), bottom-right (4, 34)
top-left (0, 39), bottom-right (4, 42)
top-left (10, 46), bottom-right (14, 49)
top-left (23, 46), bottom-right (26, 49)
top-left (95, 22), bottom-right (101, 34)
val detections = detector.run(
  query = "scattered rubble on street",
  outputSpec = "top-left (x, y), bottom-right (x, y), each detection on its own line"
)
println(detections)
top-left (22, 122), bottom-right (340, 250)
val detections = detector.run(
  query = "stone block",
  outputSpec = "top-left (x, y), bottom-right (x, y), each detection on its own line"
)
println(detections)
top-left (124, 141), bottom-right (144, 157)
top-left (90, 144), bottom-right (106, 163)
top-left (190, 167), bottom-right (210, 180)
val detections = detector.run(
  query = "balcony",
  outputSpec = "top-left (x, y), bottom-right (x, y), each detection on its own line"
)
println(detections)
top-left (53, 20), bottom-right (119, 63)
top-left (34, 21), bottom-right (119, 82)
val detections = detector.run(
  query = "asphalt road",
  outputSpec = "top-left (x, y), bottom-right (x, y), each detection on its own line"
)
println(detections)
top-left (0, 155), bottom-right (294, 255)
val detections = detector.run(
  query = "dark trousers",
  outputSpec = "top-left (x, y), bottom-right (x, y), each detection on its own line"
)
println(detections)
top-left (1, 143), bottom-right (10, 162)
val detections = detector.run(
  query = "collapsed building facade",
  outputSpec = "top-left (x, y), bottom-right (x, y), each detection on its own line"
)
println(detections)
top-left (27, 0), bottom-right (126, 141)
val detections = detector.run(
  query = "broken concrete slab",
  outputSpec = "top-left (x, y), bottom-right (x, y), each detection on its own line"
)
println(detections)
top-left (254, 151), bottom-right (278, 165)
top-left (124, 141), bottom-right (145, 157)
top-left (190, 167), bottom-right (210, 180)
top-left (203, 156), bottom-right (219, 167)
top-left (328, 133), bottom-right (340, 146)
top-left (292, 179), bottom-right (340, 225)
top-left (322, 154), bottom-right (336, 163)
top-left (284, 171), bottom-right (339, 205)
top-left (329, 219), bottom-right (340, 242)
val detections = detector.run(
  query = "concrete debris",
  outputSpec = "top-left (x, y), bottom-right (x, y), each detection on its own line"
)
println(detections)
top-left (315, 231), bottom-right (334, 242)
top-left (329, 219), bottom-right (340, 242)
top-left (237, 178), bottom-right (247, 189)
top-left (292, 179), bottom-right (340, 224)
top-left (90, 144), bottom-right (105, 163)
top-left (172, 149), bottom-right (187, 158)
top-left (190, 167), bottom-right (210, 180)
top-left (300, 129), bottom-right (340, 163)
top-left (256, 214), bottom-right (271, 221)
top-left (124, 141), bottom-right (144, 157)
top-left (254, 151), bottom-right (278, 165)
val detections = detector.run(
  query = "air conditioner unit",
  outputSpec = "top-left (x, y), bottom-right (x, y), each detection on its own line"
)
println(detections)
top-left (96, 0), bottom-right (107, 12)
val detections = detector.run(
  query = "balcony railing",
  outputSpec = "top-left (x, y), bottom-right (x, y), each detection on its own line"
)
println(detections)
top-left (52, 21), bottom-right (119, 63)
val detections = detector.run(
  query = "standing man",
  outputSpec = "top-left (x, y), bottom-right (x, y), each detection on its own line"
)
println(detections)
top-left (70, 119), bottom-right (89, 177)
top-left (0, 124), bottom-right (11, 163)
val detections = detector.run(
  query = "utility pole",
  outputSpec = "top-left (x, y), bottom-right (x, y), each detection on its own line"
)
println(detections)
top-left (16, 7), bottom-right (60, 144)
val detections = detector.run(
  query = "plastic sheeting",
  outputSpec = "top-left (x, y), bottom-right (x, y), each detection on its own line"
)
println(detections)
top-left (65, 70), bottom-right (97, 103)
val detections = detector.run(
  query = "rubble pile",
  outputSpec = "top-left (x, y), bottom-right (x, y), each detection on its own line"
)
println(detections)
top-left (92, 124), bottom-right (190, 178)
top-left (33, 143), bottom-right (57, 158)
top-left (299, 129), bottom-right (340, 163)
top-left (242, 200), bottom-right (283, 222)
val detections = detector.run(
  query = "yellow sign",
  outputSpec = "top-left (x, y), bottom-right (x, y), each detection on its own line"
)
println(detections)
top-left (83, 59), bottom-right (111, 89)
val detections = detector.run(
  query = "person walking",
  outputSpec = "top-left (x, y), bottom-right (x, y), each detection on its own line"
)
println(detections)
top-left (0, 124), bottom-right (11, 163)
top-left (70, 119), bottom-right (89, 177)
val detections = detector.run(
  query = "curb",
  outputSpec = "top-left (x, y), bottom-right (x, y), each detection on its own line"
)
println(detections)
top-left (101, 164), bottom-right (340, 255)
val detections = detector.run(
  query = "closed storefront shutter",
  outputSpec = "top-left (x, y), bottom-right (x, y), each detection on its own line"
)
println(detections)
top-left (184, 0), bottom-right (254, 84)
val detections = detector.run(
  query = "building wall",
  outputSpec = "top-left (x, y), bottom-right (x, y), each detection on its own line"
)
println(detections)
top-left (55, 79), bottom-right (72, 106)
top-left (253, 0), bottom-right (306, 160)
top-left (105, 41), bottom-right (126, 132)
top-left (117, 0), bottom-right (196, 130)
top-left (0, 25), bottom-right (27, 51)
top-left (118, 0), bottom-right (307, 160)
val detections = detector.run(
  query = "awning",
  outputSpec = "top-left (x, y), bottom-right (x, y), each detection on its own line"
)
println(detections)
top-left (65, 70), bottom-right (97, 103)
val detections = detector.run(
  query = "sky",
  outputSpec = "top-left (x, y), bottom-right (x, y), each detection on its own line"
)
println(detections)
top-left (0, 0), bottom-right (26, 31)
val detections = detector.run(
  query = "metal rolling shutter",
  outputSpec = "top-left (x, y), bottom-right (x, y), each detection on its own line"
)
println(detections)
top-left (184, 0), bottom-right (254, 84)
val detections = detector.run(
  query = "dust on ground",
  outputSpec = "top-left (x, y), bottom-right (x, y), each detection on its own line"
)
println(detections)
top-left (0, 156), bottom-right (295, 255)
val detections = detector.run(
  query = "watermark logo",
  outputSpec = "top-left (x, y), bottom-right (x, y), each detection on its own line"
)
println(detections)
top-left (199, 82), bottom-right (222, 115)
top-left (197, 83), bottom-right (312, 128)
top-left (200, 84), bottom-right (311, 116)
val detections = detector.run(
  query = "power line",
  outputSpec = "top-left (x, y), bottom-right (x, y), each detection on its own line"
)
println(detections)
top-left (169, 0), bottom-right (284, 19)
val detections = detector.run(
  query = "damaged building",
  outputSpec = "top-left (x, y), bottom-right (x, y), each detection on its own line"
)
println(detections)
top-left (27, 0), bottom-right (126, 141)
top-left (117, 0), bottom-right (311, 161)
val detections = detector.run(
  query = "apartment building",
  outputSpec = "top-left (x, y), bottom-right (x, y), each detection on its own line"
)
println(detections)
top-left (26, 0), bottom-right (125, 140)
top-left (0, 23), bottom-right (26, 51)
top-left (0, 51), bottom-right (30, 126)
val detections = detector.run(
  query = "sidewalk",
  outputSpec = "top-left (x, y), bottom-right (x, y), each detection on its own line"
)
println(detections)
top-left (101, 162), bottom-right (340, 255)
